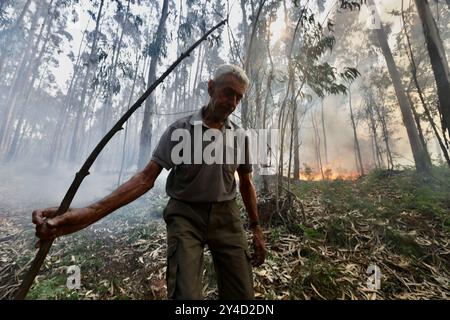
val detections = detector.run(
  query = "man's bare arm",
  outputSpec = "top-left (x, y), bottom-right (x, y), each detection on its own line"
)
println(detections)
top-left (33, 160), bottom-right (163, 240)
top-left (87, 160), bottom-right (163, 222)
top-left (237, 170), bottom-right (266, 266)
top-left (237, 170), bottom-right (260, 224)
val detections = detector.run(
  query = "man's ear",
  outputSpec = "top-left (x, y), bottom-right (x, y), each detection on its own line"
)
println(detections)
top-left (207, 79), bottom-right (214, 97)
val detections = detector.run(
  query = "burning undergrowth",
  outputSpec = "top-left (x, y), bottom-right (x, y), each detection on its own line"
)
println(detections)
top-left (0, 167), bottom-right (449, 299)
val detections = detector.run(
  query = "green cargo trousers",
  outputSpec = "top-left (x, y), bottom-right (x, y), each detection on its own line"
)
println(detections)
top-left (163, 197), bottom-right (254, 300)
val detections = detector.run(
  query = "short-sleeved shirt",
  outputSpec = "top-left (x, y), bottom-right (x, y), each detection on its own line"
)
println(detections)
top-left (151, 106), bottom-right (252, 202)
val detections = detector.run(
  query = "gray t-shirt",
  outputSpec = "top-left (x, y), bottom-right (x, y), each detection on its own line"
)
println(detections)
top-left (151, 107), bottom-right (252, 202)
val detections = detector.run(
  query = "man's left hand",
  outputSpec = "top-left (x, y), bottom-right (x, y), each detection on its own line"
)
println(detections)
top-left (251, 225), bottom-right (266, 267)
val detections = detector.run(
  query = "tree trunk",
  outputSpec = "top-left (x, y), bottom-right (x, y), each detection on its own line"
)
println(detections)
top-left (366, 100), bottom-right (384, 168)
top-left (321, 99), bottom-right (328, 165)
top-left (373, 98), bottom-right (395, 170)
top-left (118, 55), bottom-right (141, 186)
top-left (406, 89), bottom-right (431, 165)
top-left (373, 8), bottom-right (432, 174)
top-left (0, 5), bottom-right (42, 154)
top-left (101, 1), bottom-right (129, 135)
top-left (50, 26), bottom-right (88, 166)
top-left (414, 0), bottom-right (450, 138)
top-left (348, 88), bottom-right (365, 176)
top-left (137, 0), bottom-right (169, 169)
top-left (312, 110), bottom-right (324, 179)
top-left (68, 0), bottom-right (105, 162)
top-left (241, 0), bottom-right (266, 129)
top-left (293, 113), bottom-right (300, 180)
top-left (0, 0), bottom-right (32, 75)
top-left (402, 0), bottom-right (449, 167)
top-left (4, 58), bottom-right (48, 162)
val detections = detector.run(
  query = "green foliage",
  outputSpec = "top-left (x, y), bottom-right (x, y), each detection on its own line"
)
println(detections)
top-left (340, 67), bottom-right (360, 82)
top-left (322, 166), bottom-right (450, 234)
top-left (382, 228), bottom-right (425, 258)
top-left (295, 224), bottom-right (323, 240)
top-left (291, 12), bottom-right (360, 98)
top-left (339, 1), bottom-right (365, 11)
top-left (326, 216), bottom-right (358, 248)
top-left (291, 179), bottom-right (316, 196)
top-left (27, 275), bottom-right (81, 300)
top-left (178, 22), bottom-right (193, 40)
top-left (269, 225), bottom-right (287, 242)
top-left (289, 251), bottom-right (341, 299)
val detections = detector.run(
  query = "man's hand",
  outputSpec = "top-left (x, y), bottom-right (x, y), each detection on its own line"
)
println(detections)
top-left (32, 207), bottom-right (94, 248)
top-left (250, 225), bottom-right (266, 267)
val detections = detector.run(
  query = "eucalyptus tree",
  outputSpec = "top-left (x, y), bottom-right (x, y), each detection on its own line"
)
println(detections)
top-left (68, 0), bottom-right (106, 163)
top-left (137, 0), bottom-right (169, 169)
top-left (367, 0), bottom-right (431, 174)
top-left (0, 1), bottom-right (44, 155)
top-left (4, 0), bottom-right (76, 162)
top-left (413, 0), bottom-right (450, 139)
top-left (398, 0), bottom-right (450, 166)
top-left (0, 0), bottom-right (32, 78)
top-left (278, 4), bottom-right (360, 182)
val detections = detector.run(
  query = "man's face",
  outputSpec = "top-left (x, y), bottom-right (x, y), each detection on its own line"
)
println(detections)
top-left (207, 74), bottom-right (247, 121)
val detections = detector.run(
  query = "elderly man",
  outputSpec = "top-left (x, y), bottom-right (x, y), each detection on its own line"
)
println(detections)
top-left (33, 64), bottom-right (266, 300)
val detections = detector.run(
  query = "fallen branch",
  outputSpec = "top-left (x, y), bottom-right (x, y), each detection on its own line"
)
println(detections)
top-left (14, 18), bottom-right (228, 300)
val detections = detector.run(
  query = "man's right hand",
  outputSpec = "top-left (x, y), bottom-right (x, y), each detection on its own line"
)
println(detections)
top-left (32, 207), bottom-right (94, 248)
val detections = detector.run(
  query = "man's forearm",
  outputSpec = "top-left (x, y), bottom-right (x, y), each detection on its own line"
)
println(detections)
top-left (239, 178), bottom-right (259, 224)
top-left (86, 171), bottom-right (154, 223)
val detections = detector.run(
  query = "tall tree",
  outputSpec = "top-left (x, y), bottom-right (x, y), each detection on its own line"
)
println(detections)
top-left (137, 0), bottom-right (169, 169)
top-left (0, 0), bottom-right (32, 76)
top-left (348, 87), bottom-right (365, 175)
top-left (68, 0), bottom-right (105, 162)
top-left (0, 1), bottom-right (47, 154)
top-left (370, 1), bottom-right (432, 174)
top-left (414, 0), bottom-right (450, 138)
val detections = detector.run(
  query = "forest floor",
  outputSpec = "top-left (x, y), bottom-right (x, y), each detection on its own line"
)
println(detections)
top-left (0, 166), bottom-right (449, 300)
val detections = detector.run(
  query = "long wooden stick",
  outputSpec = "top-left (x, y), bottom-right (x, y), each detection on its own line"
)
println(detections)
top-left (14, 19), bottom-right (227, 300)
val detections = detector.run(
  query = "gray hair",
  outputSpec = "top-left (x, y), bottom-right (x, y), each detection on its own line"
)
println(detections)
top-left (213, 64), bottom-right (250, 88)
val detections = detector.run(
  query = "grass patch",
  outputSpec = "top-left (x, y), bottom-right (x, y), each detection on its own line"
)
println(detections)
top-left (289, 251), bottom-right (342, 299)
top-left (295, 224), bottom-right (324, 240)
top-left (382, 227), bottom-right (425, 258)
top-left (325, 217), bottom-right (358, 248)
top-left (27, 274), bottom-right (80, 300)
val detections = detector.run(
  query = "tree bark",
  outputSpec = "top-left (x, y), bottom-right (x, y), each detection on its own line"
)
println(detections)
top-left (373, 96), bottom-right (394, 170)
top-left (101, 0), bottom-right (130, 136)
top-left (348, 88), bottom-right (365, 175)
top-left (50, 25), bottom-right (88, 166)
top-left (414, 0), bottom-right (450, 138)
top-left (137, 0), bottom-right (169, 169)
top-left (372, 5), bottom-right (432, 174)
top-left (0, 0), bottom-right (32, 75)
top-left (241, 0), bottom-right (266, 129)
top-left (118, 54), bottom-right (141, 186)
top-left (401, 2), bottom-right (449, 167)
top-left (312, 110), bottom-right (324, 179)
top-left (0, 4), bottom-right (43, 154)
top-left (321, 99), bottom-right (328, 165)
top-left (366, 100), bottom-right (384, 168)
top-left (68, 0), bottom-right (105, 162)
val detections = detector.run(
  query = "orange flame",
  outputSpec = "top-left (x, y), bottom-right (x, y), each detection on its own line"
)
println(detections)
top-left (300, 167), bottom-right (361, 181)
